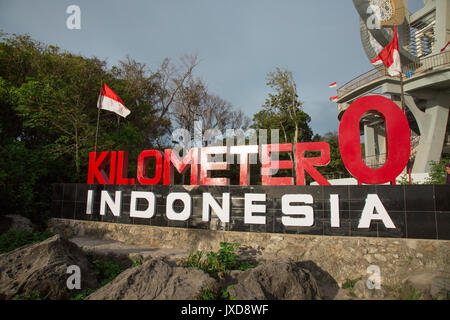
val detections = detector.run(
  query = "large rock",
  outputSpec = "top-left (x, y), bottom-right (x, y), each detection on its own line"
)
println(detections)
top-left (87, 259), bottom-right (218, 300)
top-left (0, 235), bottom-right (98, 300)
top-left (404, 271), bottom-right (450, 299)
top-left (227, 261), bottom-right (322, 300)
top-left (0, 214), bottom-right (35, 233)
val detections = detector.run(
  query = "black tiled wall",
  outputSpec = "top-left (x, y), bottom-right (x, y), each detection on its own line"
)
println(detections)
top-left (52, 184), bottom-right (450, 240)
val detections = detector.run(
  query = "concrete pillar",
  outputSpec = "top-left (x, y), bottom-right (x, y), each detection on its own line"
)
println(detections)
top-left (434, 0), bottom-right (450, 54)
top-left (364, 124), bottom-right (376, 167)
top-left (412, 92), bottom-right (450, 173)
top-left (375, 126), bottom-right (386, 163)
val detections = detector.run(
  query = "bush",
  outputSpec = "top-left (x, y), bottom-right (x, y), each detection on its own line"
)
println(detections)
top-left (195, 287), bottom-right (217, 300)
top-left (85, 251), bottom-right (124, 287)
top-left (179, 242), bottom-right (254, 278)
top-left (195, 285), bottom-right (237, 301)
top-left (425, 158), bottom-right (449, 184)
top-left (12, 290), bottom-right (46, 300)
top-left (0, 229), bottom-right (52, 254)
top-left (70, 251), bottom-right (124, 300)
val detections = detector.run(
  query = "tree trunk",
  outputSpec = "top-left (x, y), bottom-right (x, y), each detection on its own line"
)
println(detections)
top-left (293, 125), bottom-right (298, 185)
top-left (290, 78), bottom-right (299, 185)
top-left (281, 122), bottom-right (295, 180)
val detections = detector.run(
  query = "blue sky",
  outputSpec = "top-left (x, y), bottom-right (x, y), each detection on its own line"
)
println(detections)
top-left (0, 0), bottom-right (424, 135)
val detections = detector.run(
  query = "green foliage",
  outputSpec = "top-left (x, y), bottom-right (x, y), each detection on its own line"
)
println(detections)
top-left (398, 287), bottom-right (423, 300)
top-left (69, 249), bottom-right (125, 301)
top-left (398, 173), bottom-right (413, 185)
top-left (342, 278), bottom-right (361, 290)
top-left (195, 287), bottom-right (217, 300)
top-left (179, 242), bottom-right (254, 278)
top-left (85, 251), bottom-right (123, 287)
top-left (342, 277), bottom-right (361, 298)
top-left (0, 140), bottom-right (56, 228)
top-left (71, 251), bottom-right (123, 300)
top-left (132, 258), bottom-right (142, 267)
top-left (70, 288), bottom-right (95, 301)
top-left (252, 68), bottom-right (315, 184)
top-left (312, 131), bottom-right (349, 180)
top-left (252, 68), bottom-right (313, 144)
top-left (182, 250), bottom-right (204, 269)
top-left (0, 31), bottom-right (179, 225)
top-left (195, 285), bottom-right (236, 301)
top-left (12, 290), bottom-right (44, 300)
top-left (424, 158), bottom-right (449, 184)
top-left (220, 285), bottom-right (236, 300)
top-left (0, 229), bottom-right (52, 254)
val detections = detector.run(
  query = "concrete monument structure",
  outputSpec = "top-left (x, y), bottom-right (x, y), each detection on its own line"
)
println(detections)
top-left (337, 0), bottom-right (450, 174)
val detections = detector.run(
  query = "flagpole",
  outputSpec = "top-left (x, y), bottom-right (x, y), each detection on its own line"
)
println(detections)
top-left (117, 115), bottom-right (121, 136)
top-left (394, 24), bottom-right (411, 183)
top-left (94, 80), bottom-right (103, 154)
top-left (399, 71), bottom-right (405, 114)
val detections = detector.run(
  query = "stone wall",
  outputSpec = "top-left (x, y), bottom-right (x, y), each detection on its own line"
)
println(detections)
top-left (49, 218), bottom-right (450, 290)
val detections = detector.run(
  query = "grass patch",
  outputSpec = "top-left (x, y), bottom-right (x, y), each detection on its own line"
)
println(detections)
top-left (342, 278), bottom-right (361, 290)
top-left (179, 242), bottom-right (254, 279)
top-left (220, 285), bottom-right (236, 300)
top-left (0, 229), bottom-right (52, 254)
top-left (383, 284), bottom-right (432, 300)
top-left (195, 285), bottom-right (236, 301)
top-left (12, 290), bottom-right (50, 300)
top-left (196, 286), bottom-right (217, 300)
top-left (70, 288), bottom-right (95, 301)
top-left (342, 277), bottom-right (362, 298)
top-left (70, 250), bottom-right (124, 300)
top-left (398, 287), bottom-right (423, 300)
top-left (182, 242), bottom-right (253, 300)
top-left (131, 258), bottom-right (142, 267)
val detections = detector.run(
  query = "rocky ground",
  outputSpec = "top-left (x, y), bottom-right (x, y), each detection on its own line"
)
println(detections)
top-left (0, 215), bottom-right (448, 300)
top-left (0, 232), bottom-right (448, 300)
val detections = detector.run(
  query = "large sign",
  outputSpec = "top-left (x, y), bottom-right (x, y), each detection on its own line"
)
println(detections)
top-left (51, 95), bottom-right (450, 240)
top-left (87, 96), bottom-right (411, 186)
top-left (52, 184), bottom-right (450, 240)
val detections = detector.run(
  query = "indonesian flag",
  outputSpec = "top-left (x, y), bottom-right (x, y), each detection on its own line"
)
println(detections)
top-left (97, 82), bottom-right (131, 118)
top-left (371, 26), bottom-right (402, 77)
top-left (330, 96), bottom-right (338, 102)
top-left (329, 82), bottom-right (337, 88)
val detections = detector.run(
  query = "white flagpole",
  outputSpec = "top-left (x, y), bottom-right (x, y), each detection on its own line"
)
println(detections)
top-left (94, 80), bottom-right (103, 154)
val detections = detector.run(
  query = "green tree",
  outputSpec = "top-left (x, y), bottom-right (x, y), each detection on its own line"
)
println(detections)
top-left (0, 31), bottom-right (242, 226)
top-left (252, 68), bottom-right (313, 183)
top-left (0, 33), bottom-right (161, 225)
top-left (312, 131), bottom-right (349, 180)
top-left (425, 158), bottom-right (449, 184)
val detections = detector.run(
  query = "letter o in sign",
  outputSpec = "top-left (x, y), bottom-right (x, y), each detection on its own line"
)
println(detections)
top-left (339, 95), bottom-right (411, 184)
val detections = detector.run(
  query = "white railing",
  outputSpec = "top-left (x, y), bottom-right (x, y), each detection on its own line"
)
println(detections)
top-left (337, 50), bottom-right (450, 103)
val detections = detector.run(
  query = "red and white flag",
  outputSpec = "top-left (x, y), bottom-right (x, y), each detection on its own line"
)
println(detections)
top-left (329, 96), bottom-right (338, 102)
top-left (329, 82), bottom-right (337, 88)
top-left (97, 82), bottom-right (131, 118)
top-left (371, 26), bottom-right (402, 76)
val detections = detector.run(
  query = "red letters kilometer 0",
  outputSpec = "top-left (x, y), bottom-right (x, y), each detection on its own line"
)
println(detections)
top-left (87, 96), bottom-right (411, 186)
